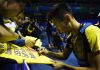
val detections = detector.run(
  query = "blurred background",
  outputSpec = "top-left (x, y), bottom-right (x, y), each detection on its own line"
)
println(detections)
top-left (23, 0), bottom-right (100, 69)
top-left (1, 0), bottom-right (100, 70)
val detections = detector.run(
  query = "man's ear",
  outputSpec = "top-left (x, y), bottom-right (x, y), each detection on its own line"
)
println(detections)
top-left (64, 14), bottom-right (71, 21)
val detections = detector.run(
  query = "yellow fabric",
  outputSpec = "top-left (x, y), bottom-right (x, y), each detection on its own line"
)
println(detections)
top-left (27, 24), bottom-right (33, 33)
top-left (0, 43), bottom-right (7, 52)
top-left (0, 43), bottom-right (53, 64)
top-left (85, 25), bottom-right (100, 52)
top-left (27, 24), bottom-right (35, 33)
top-left (3, 19), bottom-right (12, 23)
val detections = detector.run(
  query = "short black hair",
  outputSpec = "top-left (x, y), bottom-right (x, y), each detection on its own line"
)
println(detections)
top-left (48, 3), bottom-right (72, 21)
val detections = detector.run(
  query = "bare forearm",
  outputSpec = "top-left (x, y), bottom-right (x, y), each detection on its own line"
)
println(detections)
top-left (47, 51), bottom-right (65, 60)
top-left (46, 48), bottom-right (71, 60)
top-left (63, 64), bottom-right (92, 70)
top-left (75, 67), bottom-right (92, 70)
top-left (63, 64), bottom-right (93, 70)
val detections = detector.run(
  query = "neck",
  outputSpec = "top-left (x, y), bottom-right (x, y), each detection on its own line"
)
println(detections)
top-left (70, 18), bottom-right (80, 34)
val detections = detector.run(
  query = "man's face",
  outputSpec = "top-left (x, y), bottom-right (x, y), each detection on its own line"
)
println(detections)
top-left (51, 18), bottom-right (72, 34)
top-left (12, 12), bottom-right (25, 25)
top-left (0, 0), bottom-right (24, 18)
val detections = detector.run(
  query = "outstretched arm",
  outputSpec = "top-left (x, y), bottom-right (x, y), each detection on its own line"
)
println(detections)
top-left (0, 25), bottom-right (18, 43)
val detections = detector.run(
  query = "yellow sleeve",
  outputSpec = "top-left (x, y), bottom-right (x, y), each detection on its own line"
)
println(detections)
top-left (3, 19), bottom-right (11, 23)
top-left (85, 25), bottom-right (100, 53)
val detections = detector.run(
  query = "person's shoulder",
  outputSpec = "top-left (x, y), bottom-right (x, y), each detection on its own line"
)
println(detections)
top-left (85, 25), bottom-right (99, 46)
top-left (85, 25), bottom-right (100, 53)
top-left (85, 25), bottom-right (99, 35)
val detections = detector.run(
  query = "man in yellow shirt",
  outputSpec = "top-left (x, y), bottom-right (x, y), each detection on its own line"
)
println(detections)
top-left (39, 3), bottom-right (100, 70)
